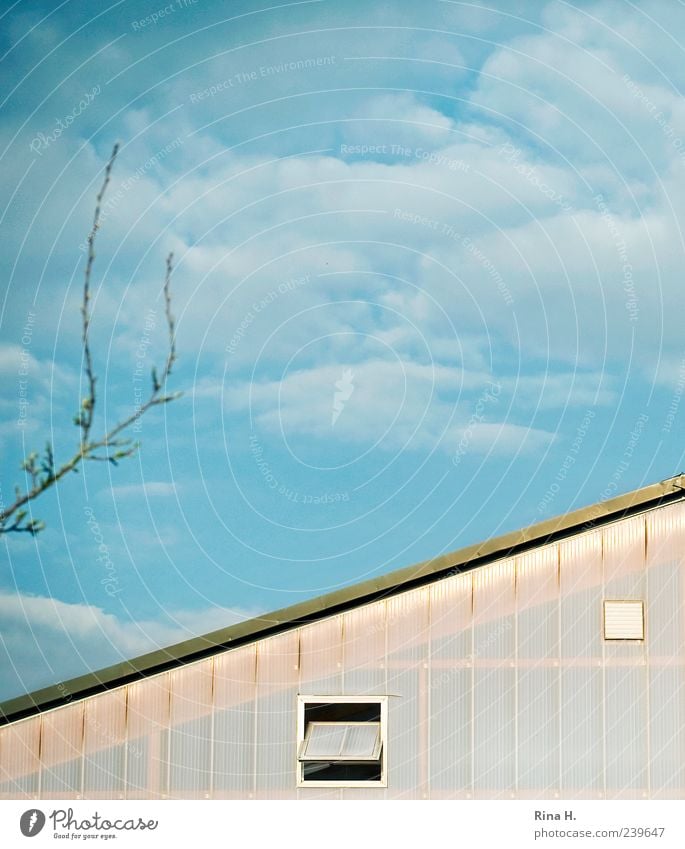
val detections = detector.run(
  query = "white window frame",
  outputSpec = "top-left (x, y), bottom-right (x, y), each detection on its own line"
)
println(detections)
top-left (296, 695), bottom-right (388, 788)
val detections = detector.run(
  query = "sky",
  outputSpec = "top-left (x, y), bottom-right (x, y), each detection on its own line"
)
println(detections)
top-left (1, 0), bottom-right (685, 700)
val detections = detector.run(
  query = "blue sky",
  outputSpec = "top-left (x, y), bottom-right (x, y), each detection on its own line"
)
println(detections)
top-left (1, 0), bottom-right (685, 700)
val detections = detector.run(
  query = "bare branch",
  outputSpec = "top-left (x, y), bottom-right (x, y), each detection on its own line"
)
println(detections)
top-left (163, 252), bottom-right (177, 380)
top-left (78, 143), bottom-right (119, 447)
top-left (0, 145), bottom-right (182, 536)
top-left (3, 510), bottom-right (44, 535)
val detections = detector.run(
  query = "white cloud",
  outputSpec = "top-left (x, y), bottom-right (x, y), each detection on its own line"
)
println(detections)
top-left (109, 481), bottom-right (178, 498)
top-left (0, 343), bottom-right (77, 443)
top-left (337, 92), bottom-right (458, 151)
top-left (470, 2), bottom-right (685, 183)
top-left (451, 421), bottom-right (556, 457)
top-left (229, 358), bottom-right (474, 448)
top-left (225, 355), bottom-right (562, 460)
top-left (13, 72), bottom-right (680, 381)
top-left (0, 591), bottom-right (259, 701)
top-left (507, 371), bottom-right (616, 411)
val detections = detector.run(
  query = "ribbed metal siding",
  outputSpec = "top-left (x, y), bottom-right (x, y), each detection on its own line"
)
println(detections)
top-left (2, 501), bottom-right (685, 799)
top-left (386, 589), bottom-right (429, 798)
top-left (0, 714), bottom-right (40, 798)
top-left (83, 689), bottom-right (127, 798)
top-left (472, 560), bottom-right (516, 798)
top-left (126, 672), bottom-right (169, 799)
top-left (213, 645), bottom-right (255, 797)
top-left (255, 630), bottom-right (299, 799)
top-left (602, 516), bottom-right (648, 798)
top-left (428, 573), bottom-right (472, 798)
top-left (517, 545), bottom-right (560, 798)
top-left (559, 529), bottom-right (604, 796)
top-left (646, 502), bottom-right (685, 798)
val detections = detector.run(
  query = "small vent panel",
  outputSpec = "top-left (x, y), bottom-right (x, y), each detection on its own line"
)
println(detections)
top-left (603, 600), bottom-right (644, 640)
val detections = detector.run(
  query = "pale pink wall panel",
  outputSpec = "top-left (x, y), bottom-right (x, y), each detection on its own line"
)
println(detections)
top-left (602, 516), bottom-right (648, 796)
top-left (339, 601), bottom-right (387, 798)
top-left (560, 667), bottom-right (603, 799)
top-left (428, 574), bottom-right (472, 798)
top-left (299, 616), bottom-right (343, 696)
top-left (604, 665), bottom-right (648, 798)
top-left (297, 616), bottom-right (346, 797)
top-left (646, 502), bottom-right (685, 657)
top-left (213, 645), bottom-right (256, 798)
top-left (603, 515), bottom-right (646, 590)
top-left (254, 631), bottom-right (299, 798)
top-left (646, 502), bottom-right (685, 797)
top-left (603, 515), bottom-right (647, 661)
top-left (0, 716), bottom-right (41, 798)
top-left (168, 660), bottom-right (214, 797)
top-left (560, 530), bottom-right (603, 658)
top-left (83, 689), bottom-right (127, 798)
top-left (517, 546), bottom-right (559, 662)
top-left (559, 531), bottom-right (603, 796)
top-left (473, 560), bottom-right (516, 657)
top-left (40, 702), bottom-right (84, 798)
top-left (649, 667), bottom-right (685, 798)
top-left (125, 673), bottom-right (170, 799)
top-left (341, 601), bottom-right (386, 696)
top-left (517, 545), bottom-right (559, 615)
top-left (472, 560), bottom-right (515, 798)
top-left (430, 572), bottom-right (472, 649)
top-left (516, 546), bottom-right (560, 796)
top-left (385, 589), bottom-right (429, 799)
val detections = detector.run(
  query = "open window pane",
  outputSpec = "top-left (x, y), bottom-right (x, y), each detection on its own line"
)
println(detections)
top-left (300, 722), bottom-right (381, 761)
top-left (341, 724), bottom-right (381, 759)
top-left (302, 724), bottom-right (347, 759)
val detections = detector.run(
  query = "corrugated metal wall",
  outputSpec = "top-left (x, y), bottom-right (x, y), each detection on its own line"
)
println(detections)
top-left (2, 500), bottom-right (685, 799)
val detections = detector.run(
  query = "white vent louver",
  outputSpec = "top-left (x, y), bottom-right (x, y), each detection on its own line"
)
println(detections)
top-left (603, 600), bottom-right (645, 640)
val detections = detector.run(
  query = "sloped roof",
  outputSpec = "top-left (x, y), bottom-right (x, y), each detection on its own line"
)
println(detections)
top-left (2, 473), bottom-right (684, 726)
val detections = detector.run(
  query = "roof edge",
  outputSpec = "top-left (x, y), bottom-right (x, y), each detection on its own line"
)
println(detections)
top-left (2, 473), bottom-right (684, 726)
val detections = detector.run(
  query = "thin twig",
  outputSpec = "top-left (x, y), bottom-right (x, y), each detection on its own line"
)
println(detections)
top-left (0, 144), bottom-right (181, 536)
top-left (79, 143), bottom-right (119, 447)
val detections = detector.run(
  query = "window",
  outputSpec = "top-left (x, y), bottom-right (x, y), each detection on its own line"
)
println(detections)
top-left (297, 696), bottom-right (387, 787)
top-left (603, 600), bottom-right (645, 640)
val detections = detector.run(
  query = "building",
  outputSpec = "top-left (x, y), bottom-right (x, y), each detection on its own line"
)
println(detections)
top-left (1, 475), bottom-right (685, 799)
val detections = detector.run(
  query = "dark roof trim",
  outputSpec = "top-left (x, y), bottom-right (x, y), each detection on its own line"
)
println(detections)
top-left (2, 474), bottom-right (684, 726)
